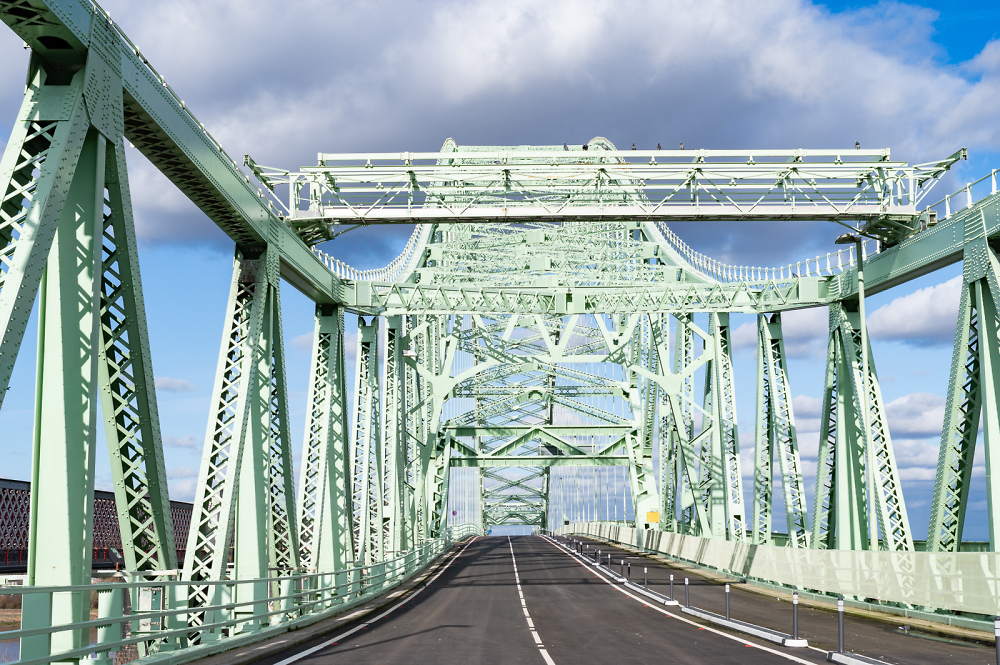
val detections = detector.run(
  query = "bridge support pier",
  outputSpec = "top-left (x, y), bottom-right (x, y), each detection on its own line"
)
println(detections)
top-left (183, 247), bottom-right (299, 633)
top-left (928, 231), bottom-right (1000, 552)
top-left (753, 313), bottom-right (809, 548)
top-left (296, 305), bottom-right (354, 574)
top-left (352, 317), bottom-right (383, 565)
top-left (811, 301), bottom-right (913, 551)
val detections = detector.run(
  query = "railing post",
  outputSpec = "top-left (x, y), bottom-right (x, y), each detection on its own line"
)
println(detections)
top-left (838, 598), bottom-right (845, 653)
top-left (793, 592), bottom-right (799, 640)
top-left (90, 584), bottom-right (123, 664)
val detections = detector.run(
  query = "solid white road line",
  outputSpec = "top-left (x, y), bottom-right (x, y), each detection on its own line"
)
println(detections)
top-left (541, 536), bottom-right (816, 665)
top-left (272, 538), bottom-right (478, 665)
top-left (509, 536), bottom-right (556, 665)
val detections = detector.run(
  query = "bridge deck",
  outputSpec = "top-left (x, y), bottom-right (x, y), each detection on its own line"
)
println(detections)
top-left (251, 536), bottom-right (989, 665)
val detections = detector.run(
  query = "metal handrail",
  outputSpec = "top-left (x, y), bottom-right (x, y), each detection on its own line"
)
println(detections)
top-left (0, 524), bottom-right (483, 665)
top-left (651, 220), bottom-right (879, 284)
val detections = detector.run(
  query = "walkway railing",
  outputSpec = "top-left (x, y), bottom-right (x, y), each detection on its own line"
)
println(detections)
top-left (923, 168), bottom-right (1000, 223)
top-left (312, 223), bottom-right (430, 283)
top-left (557, 522), bottom-right (1000, 623)
top-left (651, 220), bottom-right (880, 284)
top-left (0, 524), bottom-right (481, 665)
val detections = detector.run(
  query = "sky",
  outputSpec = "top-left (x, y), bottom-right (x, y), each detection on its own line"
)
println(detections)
top-left (1, 0), bottom-right (999, 540)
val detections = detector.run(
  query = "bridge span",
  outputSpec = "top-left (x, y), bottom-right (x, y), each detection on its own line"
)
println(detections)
top-left (5, 0), bottom-right (1000, 664)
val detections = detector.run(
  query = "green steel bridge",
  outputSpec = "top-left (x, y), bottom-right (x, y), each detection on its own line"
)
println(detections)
top-left (1, 1), bottom-right (1000, 663)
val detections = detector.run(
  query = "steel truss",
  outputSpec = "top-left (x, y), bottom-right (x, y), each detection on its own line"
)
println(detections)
top-left (753, 313), bottom-right (809, 547)
top-left (811, 302), bottom-right (912, 551)
top-left (927, 215), bottom-right (1000, 551)
top-left (11, 7), bottom-right (1000, 659)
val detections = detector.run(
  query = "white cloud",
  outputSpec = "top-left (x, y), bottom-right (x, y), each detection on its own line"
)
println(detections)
top-left (868, 276), bottom-right (962, 346)
top-left (792, 394), bottom-right (823, 419)
top-left (885, 392), bottom-right (946, 439)
top-left (733, 308), bottom-right (828, 358)
top-left (167, 466), bottom-right (198, 479)
top-left (292, 332), bottom-right (313, 353)
top-left (169, 479), bottom-right (198, 502)
top-left (155, 376), bottom-right (197, 392)
top-left (25, 0), bottom-right (996, 265)
top-left (164, 434), bottom-right (199, 448)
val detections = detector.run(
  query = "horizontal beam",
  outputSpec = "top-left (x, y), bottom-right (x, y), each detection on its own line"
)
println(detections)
top-left (451, 455), bottom-right (629, 467)
top-left (833, 192), bottom-right (1000, 300)
top-left (254, 147), bottom-right (962, 231)
top-left (447, 426), bottom-right (633, 437)
top-left (354, 278), bottom-right (829, 315)
top-left (292, 205), bottom-right (904, 225)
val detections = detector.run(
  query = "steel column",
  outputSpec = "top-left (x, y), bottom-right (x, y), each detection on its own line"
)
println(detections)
top-left (753, 313), bottom-right (809, 547)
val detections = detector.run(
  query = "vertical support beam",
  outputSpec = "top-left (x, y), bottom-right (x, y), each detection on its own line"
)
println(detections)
top-left (352, 317), bottom-right (383, 565)
top-left (297, 305), bottom-right (353, 572)
top-left (623, 315), bottom-right (659, 530)
top-left (929, 229), bottom-right (1000, 552)
top-left (262, 281), bottom-right (299, 574)
top-left (811, 304), bottom-right (868, 550)
top-left (403, 315), bottom-right (425, 545)
top-left (701, 312), bottom-right (744, 540)
top-left (974, 275), bottom-right (1000, 550)
top-left (98, 139), bottom-right (177, 572)
top-left (232, 269), bottom-right (273, 628)
top-left (649, 313), bottom-right (704, 535)
top-left (384, 316), bottom-right (407, 554)
top-left (811, 301), bottom-right (912, 551)
top-left (0, 64), bottom-right (90, 409)
top-left (752, 313), bottom-right (809, 547)
top-left (320, 308), bottom-right (354, 570)
top-left (24, 127), bottom-right (104, 660)
top-left (183, 248), bottom-right (267, 628)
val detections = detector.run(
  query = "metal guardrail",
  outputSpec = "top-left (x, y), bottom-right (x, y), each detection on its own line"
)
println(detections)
top-left (0, 524), bottom-right (481, 665)
top-left (311, 224), bottom-right (430, 283)
top-left (650, 220), bottom-right (880, 284)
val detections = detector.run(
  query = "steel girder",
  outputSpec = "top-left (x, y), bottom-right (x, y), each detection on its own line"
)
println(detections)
top-left (384, 316), bottom-right (409, 555)
top-left (183, 247), bottom-right (299, 639)
top-left (811, 302), bottom-right (913, 551)
top-left (927, 218), bottom-right (1000, 551)
top-left (253, 147), bottom-right (962, 238)
top-left (352, 318), bottom-right (384, 565)
top-left (752, 313), bottom-right (809, 547)
top-left (0, 58), bottom-right (176, 659)
top-left (0, 0), bottom-right (346, 304)
top-left (296, 306), bottom-right (354, 572)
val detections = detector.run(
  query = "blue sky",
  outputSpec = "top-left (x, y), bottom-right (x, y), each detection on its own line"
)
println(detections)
top-left (1, 0), bottom-right (998, 540)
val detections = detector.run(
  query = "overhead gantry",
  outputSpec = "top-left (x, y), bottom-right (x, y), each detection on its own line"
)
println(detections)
top-left (5, 0), bottom-right (1000, 661)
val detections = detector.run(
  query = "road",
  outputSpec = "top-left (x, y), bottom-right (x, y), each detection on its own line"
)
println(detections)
top-left (257, 535), bottom-right (994, 665)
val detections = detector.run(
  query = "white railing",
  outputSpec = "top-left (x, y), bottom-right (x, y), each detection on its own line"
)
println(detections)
top-left (652, 220), bottom-right (879, 284)
top-left (923, 168), bottom-right (1000, 223)
top-left (0, 525), bottom-right (481, 665)
top-left (312, 224), bottom-right (431, 283)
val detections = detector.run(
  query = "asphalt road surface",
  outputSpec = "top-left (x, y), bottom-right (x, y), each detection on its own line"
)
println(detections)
top-left (257, 535), bottom-right (995, 665)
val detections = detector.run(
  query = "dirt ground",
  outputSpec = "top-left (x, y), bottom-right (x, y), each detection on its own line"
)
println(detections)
top-left (0, 608), bottom-right (18, 631)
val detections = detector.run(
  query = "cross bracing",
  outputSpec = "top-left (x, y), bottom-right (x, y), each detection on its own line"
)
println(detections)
top-left (7, 0), bottom-right (1000, 659)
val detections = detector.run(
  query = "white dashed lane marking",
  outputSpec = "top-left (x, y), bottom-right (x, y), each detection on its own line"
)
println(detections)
top-left (509, 536), bottom-right (556, 665)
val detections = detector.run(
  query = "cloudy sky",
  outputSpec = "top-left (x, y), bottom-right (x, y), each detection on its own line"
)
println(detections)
top-left (0, 0), bottom-right (998, 540)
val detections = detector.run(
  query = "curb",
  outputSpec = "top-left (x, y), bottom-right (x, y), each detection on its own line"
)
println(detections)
top-left (567, 532), bottom-right (995, 649)
top-left (622, 580), bottom-right (679, 606)
top-left (680, 605), bottom-right (808, 647)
